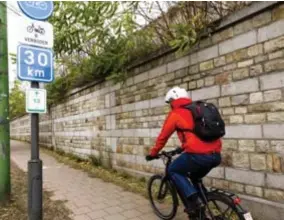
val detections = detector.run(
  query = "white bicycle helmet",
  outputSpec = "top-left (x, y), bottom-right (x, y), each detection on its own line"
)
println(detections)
top-left (165, 86), bottom-right (189, 103)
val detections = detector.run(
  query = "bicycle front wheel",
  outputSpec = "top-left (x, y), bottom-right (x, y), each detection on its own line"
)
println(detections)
top-left (148, 175), bottom-right (178, 220)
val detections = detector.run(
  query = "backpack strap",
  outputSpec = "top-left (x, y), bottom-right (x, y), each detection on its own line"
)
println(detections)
top-left (175, 102), bottom-right (200, 133)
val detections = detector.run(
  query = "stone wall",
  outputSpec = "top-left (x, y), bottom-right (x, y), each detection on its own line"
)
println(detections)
top-left (11, 2), bottom-right (284, 219)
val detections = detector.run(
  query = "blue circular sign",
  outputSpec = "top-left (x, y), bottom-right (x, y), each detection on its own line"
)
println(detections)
top-left (18, 1), bottom-right (54, 21)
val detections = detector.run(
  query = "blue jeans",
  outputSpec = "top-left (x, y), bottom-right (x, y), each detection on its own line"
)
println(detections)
top-left (168, 152), bottom-right (221, 198)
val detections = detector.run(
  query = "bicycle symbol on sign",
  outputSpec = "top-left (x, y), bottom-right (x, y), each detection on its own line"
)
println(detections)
top-left (24, 1), bottom-right (47, 11)
top-left (27, 23), bottom-right (45, 38)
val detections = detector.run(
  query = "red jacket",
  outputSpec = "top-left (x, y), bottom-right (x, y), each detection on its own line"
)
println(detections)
top-left (150, 98), bottom-right (222, 156)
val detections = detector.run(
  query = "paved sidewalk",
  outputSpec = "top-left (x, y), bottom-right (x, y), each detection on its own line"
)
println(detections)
top-left (11, 140), bottom-right (187, 220)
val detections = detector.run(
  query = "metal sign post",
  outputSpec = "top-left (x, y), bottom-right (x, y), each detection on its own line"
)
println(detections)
top-left (17, 1), bottom-right (54, 220)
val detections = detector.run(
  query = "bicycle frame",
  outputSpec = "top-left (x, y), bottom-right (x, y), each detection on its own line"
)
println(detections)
top-left (160, 152), bottom-right (215, 219)
top-left (151, 149), bottom-right (252, 220)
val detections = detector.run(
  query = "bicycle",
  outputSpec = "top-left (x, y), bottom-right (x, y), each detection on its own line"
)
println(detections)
top-left (147, 148), bottom-right (254, 220)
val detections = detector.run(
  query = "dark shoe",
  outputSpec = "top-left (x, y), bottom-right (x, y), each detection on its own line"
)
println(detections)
top-left (186, 194), bottom-right (205, 212)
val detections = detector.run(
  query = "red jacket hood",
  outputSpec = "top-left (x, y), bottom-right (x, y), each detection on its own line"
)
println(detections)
top-left (170, 98), bottom-right (192, 109)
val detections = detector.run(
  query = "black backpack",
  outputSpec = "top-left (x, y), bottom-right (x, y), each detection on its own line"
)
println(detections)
top-left (179, 101), bottom-right (225, 142)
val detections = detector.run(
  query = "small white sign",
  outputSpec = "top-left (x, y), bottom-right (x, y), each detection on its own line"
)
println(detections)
top-left (26, 88), bottom-right (47, 114)
top-left (18, 19), bottom-right (54, 48)
top-left (243, 213), bottom-right (254, 220)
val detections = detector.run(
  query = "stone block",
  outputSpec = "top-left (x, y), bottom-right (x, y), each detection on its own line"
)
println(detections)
top-left (260, 71), bottom-right (284, 90)
top-left (264, 58), bottom-right (284, 72)
top-left (167, 56), bottom-right (190, 73)
top-left (191, 85), bottom-right (220, 101)
top-left (106, 115), bottom-right (111, 130)
top-left (245, 113), bottom-right (266, 124)
top-left (189, 52), bottom-right (198, 65)
top-left (218, 97), bottom-right (231, 107)
top-left (272, 4), bottom-right (284, 20)
top-left (235, 107), bottom-right (247, 114)
top-left (205, 77), bottom-right (215, 86)
top-left (225, 125), bottom-right (262, 139)
top-left (175, 68), bottom-right (188, 78)
top-left (105, 94), bottom-right (110, 108)
top-left (264, 189), bottom-right (284, 202)
top-left (250, 92), bottom-right (263, 104)
top-left (122, 103), bottom-right (135, 112)
top-left (197, 45), bottom-right (218, 63)
top-left (189, 64), bottom-right (199, 74)
top-left (212, 179), bottom-right (229, 189)
top-left (200, 60), bottom-right (214, 71)
top-left (215, 72), bottom-right (232, 85)
top-left (110, 115), bottom-right (116, 130)
top-left (197, 79), bottom-right (204, 88)
top-left (254, 54), bottom-right (268, 64)
top-left (150, 97), bottom-right (164, 108)
top-left (222, 107), bottom-right (234, 115)
top-left (267, 112), bottom-right (284, 122)
top-left (264, 89), bottom-right (282, 102)
top-left (221, 78), bottom-right (259, 96)
top-left (111, 137), bottom-right (117, 152)
top-left (256, 140), bottom-right (270, 153)
top-left (233, 19), bottom-right (253, 35)
top-left (225, 168), bottom-right (265, 186)
top-left (253, 11), bottom-right (272, 27)
top-left (110, 92), bottom-right (116, 107)
top-left (271, 154), bottom-right (282, 172)
top-left (263, 124), bottom-right (284, 139)
top-left (258, 19), bottom-right (284, 42)
top-left (248, 44), bottom-right (263, 57)
top-left (232, 152), bottom-right (249, 168)
top-left (248, 102), bottom-right (284, 113)
top-left (271, 140), bottom-right (284, 155)
top-left (212, 27), bottom-right (234, 44)
top-left (250, 154), bottom-right (267, 171)
top-left (135, 100), bottom-right (150, 110)
top-left (231, 94), bottom-right (249, 106)
top-left (267, 173), bottom-right (284, 190)
top-left (237, 60), bottom-right (254, 68)
top-left (180, 83), bottom-right (188, 90)
top-left (269, 50), bottom-right (284, 60)
top-left (239, 140), bottom-right (255, 152)
top-left (223, 139), bottom-right (238, 151)
top-left (230, 115), bottom-right (243, 124)
top-left (149, 64), bottom-right (167, 79)
top-left (214, 56), bottom-right (226, 67)
top-left (229, 182), bottom-right (244, 193)
top-left (232, 68), bottom-right (249, 80)
top-left (223, 63), bottom-right (237, 71)
top-left (245, 185), bottom-right (263, 197)
top-left (207, 167), bottom-right (225, 179)
top-left (219, 30), bottom-right (257, 55)
top-left (233, 49), bottom-right (249, 62)
top-left (134, 129), bottom-right (151, 137)
top-left (188, 81), bottom-right (197, 90)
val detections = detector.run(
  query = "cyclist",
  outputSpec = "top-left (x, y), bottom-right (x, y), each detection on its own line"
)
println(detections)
top-left (146, 86), bottom-right (222, 213)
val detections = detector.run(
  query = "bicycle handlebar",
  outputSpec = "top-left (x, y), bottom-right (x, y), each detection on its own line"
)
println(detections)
top-left (148, 147), bottom-right (184, 161)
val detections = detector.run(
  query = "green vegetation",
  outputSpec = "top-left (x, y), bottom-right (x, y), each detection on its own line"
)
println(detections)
top-left (9, 81), bottom-right (25, 119)
top-left (46, 2), bottom-right (248, 106)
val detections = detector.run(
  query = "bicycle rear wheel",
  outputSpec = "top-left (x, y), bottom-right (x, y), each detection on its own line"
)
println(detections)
top-left (148, 175), bottom-right (178, 220)
top-left (204, 192), bottom-right (249, 220)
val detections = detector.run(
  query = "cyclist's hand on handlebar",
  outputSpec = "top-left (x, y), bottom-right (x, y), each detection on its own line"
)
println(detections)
top-left (145, 155), bottom-right (158, 161)
top-left (175, 147), bottom-right (184, 154)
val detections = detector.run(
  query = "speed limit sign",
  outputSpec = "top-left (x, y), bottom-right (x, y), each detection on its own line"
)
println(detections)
top-left (17, 44), bottom-right (53, 83)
